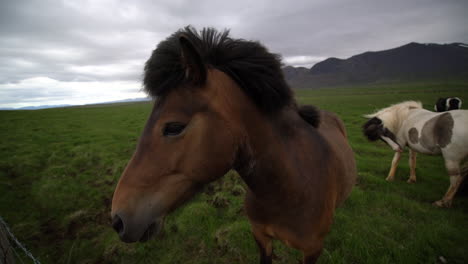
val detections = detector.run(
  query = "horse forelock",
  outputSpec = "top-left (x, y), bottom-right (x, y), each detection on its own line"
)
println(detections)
top-left (362, 117), bottom-right (383, 141)
top-left (143, 26), bottom-right (293, 114)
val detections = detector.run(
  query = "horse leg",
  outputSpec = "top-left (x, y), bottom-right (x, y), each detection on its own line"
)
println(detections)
top-left (303, 244), bottom-right (323, 264)
top-left (434, 160), bottom-right (462, 207)
top-left (386, 151), bottom-right (401, 181)
top-left (252, 227), bottom-right (273, 264)
top-left (407, 149), bottom-right (417, 183)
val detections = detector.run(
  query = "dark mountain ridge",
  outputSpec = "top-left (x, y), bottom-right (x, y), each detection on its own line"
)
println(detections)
top-left (284, 42), bottom-right (468, 88)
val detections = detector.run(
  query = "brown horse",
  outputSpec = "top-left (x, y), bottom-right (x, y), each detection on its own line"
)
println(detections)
top-left (111, 26), bottom-right (357, 264)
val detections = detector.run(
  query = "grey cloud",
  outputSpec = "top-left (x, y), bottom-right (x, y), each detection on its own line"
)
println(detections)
top-left (1, 0), bottom-right (467, 107)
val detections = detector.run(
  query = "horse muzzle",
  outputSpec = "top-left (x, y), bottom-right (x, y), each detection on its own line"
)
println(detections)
top-left (111, 212), bottom-right (164, 243)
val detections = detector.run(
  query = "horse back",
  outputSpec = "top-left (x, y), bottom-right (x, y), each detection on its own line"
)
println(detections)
top-left (317, 110), bottom-right (357, 207)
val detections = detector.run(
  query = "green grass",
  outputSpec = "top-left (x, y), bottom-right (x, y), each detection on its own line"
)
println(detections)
top-left (1, 82), bottom-right (467, 264)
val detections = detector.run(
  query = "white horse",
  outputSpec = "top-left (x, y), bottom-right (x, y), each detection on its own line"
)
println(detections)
top-left (363, 101), bottom-right (468, 207)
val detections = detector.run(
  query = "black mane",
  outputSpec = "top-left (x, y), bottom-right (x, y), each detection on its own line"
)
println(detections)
top-left (362, 117), bottom-right (383, 141)
top-left (143, 26), bottom-right (293, 113)
top-left (298, 105), bottom-right (320, 128)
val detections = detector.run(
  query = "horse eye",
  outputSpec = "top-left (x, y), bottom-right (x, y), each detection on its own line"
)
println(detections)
top-left (163, 122), bottom-right (186, 136)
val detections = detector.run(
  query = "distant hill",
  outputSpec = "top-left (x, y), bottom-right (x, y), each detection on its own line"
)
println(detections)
top-left (283, 42), bottom-right (468, 88)
top-left (0, 97), bottom-right (150, 110)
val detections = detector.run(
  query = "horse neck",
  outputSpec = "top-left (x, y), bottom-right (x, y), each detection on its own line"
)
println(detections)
top-left (204, 69), bottom-right (305, 198)
top-left (234, 106), bottom-right (308, 199)
top-left (382, 110), bottom-right (406, 135)
top-left (397, 108), bottom-right (427, 130)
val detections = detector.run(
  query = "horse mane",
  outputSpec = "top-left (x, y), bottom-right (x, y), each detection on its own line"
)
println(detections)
top-left (364, 101), bottom-right (422, 133)
top-left (298, 105), bottom-right (320, 128)
top-left (143, 26), bottom-right (294, 114)
top-left (365, 101), bottom-right (423, 118)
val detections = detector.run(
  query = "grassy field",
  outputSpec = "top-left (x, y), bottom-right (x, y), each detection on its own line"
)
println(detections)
top-left (1, 82), bottom-right (467, 264)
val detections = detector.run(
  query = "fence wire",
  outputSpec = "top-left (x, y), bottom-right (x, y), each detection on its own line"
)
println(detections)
top-left (0, 216), bottom-right (41, 264)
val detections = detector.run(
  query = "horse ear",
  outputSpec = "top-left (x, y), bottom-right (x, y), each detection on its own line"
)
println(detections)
top-left (179, 34), bottom-right (206, 85)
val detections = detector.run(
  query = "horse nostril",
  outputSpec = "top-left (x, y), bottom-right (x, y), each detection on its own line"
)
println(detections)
top-left (112, 214), bottom-right (124, 234)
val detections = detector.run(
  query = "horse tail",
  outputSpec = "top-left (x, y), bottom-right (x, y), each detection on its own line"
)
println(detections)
top-left (456, 162), bottom-right (468, 197)
top-left (298, 105), bottom-right (320, 128)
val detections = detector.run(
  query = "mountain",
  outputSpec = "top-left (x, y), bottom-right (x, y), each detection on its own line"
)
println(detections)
top-left (82, 97), bottom-right (151, 107)
top-left (0, 97), bottom-right (151, 110)
top-left (284, 42), bottom-right (468, 88)
top-left (17, 104), bottom-right (73, 110)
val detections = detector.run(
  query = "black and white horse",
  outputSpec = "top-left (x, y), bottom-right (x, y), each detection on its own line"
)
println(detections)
top-left (363, 101), bottom-right (468, 207)
top-left (434, 97), bottom-right (462, 112)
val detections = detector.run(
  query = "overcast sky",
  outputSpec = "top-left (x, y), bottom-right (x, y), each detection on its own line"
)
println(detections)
top-left (1, 0), bottom-right (467, 108)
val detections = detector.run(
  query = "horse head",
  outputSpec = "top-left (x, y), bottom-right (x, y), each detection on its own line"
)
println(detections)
top-left (111, 31), bottom-right (241, 243)
top-left (110, 26), bottom-right (293, 243)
